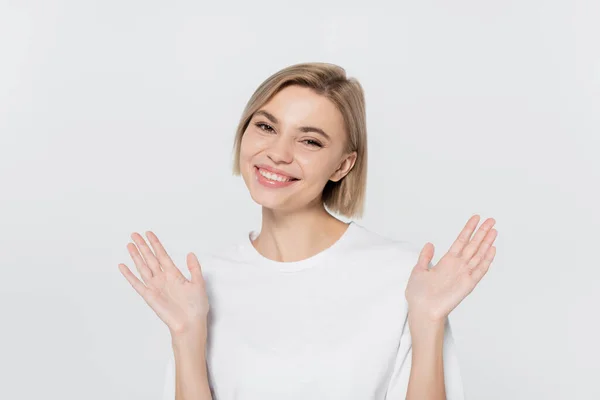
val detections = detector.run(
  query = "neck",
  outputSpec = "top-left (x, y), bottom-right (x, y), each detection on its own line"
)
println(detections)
top-left (252, 204), bottom-right (350, 262)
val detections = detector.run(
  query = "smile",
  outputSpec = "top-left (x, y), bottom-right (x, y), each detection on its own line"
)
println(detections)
top-left (257, 167), bottom-right (295, 182)
top-left (254, 166), bottom-right (299, 188)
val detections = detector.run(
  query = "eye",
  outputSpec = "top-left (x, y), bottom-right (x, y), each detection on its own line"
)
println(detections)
top-left (255, 122), bottom-right (275, 133)
top-left (302, 139), bottom-right (323, 148)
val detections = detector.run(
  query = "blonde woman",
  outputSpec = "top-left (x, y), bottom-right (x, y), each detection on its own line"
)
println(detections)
top-left (119, 62), bottom-right (498, 400)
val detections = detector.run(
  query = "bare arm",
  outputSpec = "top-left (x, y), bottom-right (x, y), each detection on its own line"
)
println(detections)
top-left (117, 230), bottom-right (212, 400)
top-left (405, 315), bottom-right (446, 400)
top-left (404, 215), bottom-right (498, 399)
top-left (172, 324), bottom-right (213, 400)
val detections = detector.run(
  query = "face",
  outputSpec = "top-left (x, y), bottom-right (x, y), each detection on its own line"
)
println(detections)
top-left (239, 85), bottom-right (357, 213)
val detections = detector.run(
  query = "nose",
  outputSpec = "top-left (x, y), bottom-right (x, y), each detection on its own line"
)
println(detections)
top-left (267, 135), bottom-right (294, 164)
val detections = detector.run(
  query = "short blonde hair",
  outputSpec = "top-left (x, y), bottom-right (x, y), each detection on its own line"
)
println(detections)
top-left (231, 62), bottom-right (368, 219)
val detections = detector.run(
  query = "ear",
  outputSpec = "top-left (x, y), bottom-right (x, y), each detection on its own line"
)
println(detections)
top-left (329, 151), bottom-right (357, 182)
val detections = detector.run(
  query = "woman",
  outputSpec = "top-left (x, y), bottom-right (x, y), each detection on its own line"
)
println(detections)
top-left (119, 62), bottom-right (498, 400)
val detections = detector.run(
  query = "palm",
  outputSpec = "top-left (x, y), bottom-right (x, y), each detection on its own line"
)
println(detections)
top-left (405, 215), bottom-right (498, 321)
top-left (118, 231), bottom-right (209, 335)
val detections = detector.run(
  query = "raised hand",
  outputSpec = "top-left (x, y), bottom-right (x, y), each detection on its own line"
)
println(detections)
top-left (405, 215), bottom-right (498, 322)
top-left (118, 231), bottom-right (210, 336)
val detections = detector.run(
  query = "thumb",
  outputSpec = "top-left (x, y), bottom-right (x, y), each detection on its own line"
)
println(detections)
top-left (414, 242), bottom-right (434, 272)
top-left (186, 252), bottom-right (204, 284)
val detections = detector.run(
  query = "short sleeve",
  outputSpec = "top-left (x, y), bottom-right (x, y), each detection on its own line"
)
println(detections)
top-left (384, 315), bottom-right (465, 400)
top-left (161, 353), bottom-right (175, 400)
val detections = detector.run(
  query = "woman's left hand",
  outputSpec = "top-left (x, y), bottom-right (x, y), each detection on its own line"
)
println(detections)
top-left (405, 214), bottom-right (498, 322)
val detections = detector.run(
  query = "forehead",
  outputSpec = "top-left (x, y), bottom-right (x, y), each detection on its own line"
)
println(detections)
top-left (257, 85), bottom-right (346, 139)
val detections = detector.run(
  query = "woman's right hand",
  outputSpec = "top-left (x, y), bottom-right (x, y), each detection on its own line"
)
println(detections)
top-left (118, 231), bottom-right (210, 337)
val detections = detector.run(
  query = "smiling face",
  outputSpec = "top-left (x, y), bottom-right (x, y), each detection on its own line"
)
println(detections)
top-left (239, 85), bottom-right (357, 213)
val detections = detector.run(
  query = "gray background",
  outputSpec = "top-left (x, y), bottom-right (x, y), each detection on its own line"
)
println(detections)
top-left (0, 1), bottom-right (598, 399)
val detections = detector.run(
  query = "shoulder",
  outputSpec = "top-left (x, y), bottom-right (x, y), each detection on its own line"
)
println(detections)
top-left (350, 222), bottom-right (421, 255)
top-left (343, 222), bottom-right (422, 272)
top-left (178, 232), bottom-right (249, 281)
top-left (191, 232), bottom-right (254, 274)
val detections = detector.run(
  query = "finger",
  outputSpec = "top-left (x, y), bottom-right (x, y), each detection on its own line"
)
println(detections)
top-left (462, 218), bottom-right (496, 261)
top-left (127, 242), bottom-right (154, 283)
top-left (187, 252), bottom-right (204, 284)
top-left (469, 246), bottom-right (496, 284)
top-left (118, 263), bottom-right (150, 298)
top-left (466, 228), bottom-right (497, 271)
top-left (145, 231), bottom-right (185, 278)
top-left (447, 215), bottom-right (481, 257)
top-left (415, 242), bottom-right (434, 272)
top-left (131, 232), bottom-right (162, 276)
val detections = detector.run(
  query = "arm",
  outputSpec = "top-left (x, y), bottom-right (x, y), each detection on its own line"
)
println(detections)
top-left (117, 231), bottom-right (212, 399)
top-left (405, 314), bottom-right (446, 400)
top-left (383, 312), bottom-right (463, 400)
top-left (171, 324), bottom-right (213, 400)
top-left (401, 214), bottom-right (497, 399)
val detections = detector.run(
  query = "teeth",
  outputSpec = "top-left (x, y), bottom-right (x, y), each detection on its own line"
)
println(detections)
top-left (258, 168), bottom-right (292, 182)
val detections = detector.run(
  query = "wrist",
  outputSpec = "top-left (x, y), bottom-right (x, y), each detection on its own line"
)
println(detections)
top-left (408, 312), bottom-right (446, 344)
top-left (171, 323), bottom-right (208, 350)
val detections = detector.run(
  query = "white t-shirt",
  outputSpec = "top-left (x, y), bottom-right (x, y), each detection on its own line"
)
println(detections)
top-left (162, 221), bottom-right (465, 400)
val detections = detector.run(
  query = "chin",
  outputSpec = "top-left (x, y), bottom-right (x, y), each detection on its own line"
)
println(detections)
top-left (248, 187), bottom-right (291, 210)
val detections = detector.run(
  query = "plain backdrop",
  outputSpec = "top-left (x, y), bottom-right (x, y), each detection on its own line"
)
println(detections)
top-left (0, 1), bottom-right (598, 399)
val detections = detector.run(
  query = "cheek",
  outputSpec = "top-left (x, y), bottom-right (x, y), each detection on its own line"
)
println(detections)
top-left (240, 130), bottom-right (265, 158)
top-left (239, 133), bottom-right (255, 162)
top-left (296, 154), bottom-right (336, 181)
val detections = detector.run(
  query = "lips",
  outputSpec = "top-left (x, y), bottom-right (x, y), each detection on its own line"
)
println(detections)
top-left (254, 164), bottom-right (299, 180)
top-left (254, 166), bottom-right (299, 188)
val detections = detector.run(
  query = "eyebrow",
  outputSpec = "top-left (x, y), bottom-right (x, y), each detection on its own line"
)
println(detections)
top-left (254, 110), bottom-right (331, 141)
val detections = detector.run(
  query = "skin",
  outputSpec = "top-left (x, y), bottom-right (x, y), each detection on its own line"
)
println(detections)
top-left (238, 85), bottom-right (358, 261)
top-left (405, 215), bottom-right (497, 399)
top-left (118, 84), bottom-right (498, 399)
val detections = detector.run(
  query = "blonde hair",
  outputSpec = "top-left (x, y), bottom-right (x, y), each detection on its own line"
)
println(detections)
top-left (231, 62), bottom-right (368, 219)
